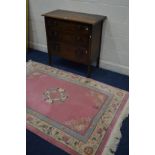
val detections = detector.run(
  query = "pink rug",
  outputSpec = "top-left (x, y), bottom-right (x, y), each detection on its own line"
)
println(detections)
top-left (26, 61), bottom-right (129, 155)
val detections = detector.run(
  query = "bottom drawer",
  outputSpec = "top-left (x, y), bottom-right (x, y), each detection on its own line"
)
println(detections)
top-left (48, 42), bottom-right (89, 64)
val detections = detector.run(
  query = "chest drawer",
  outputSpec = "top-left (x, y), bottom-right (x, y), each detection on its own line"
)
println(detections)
top-left (45, 17), bottom-right (91, 34)
top-left (48, 42), bottom-right (89, 64)
top-left (47, 30), bottom-right (89, 46)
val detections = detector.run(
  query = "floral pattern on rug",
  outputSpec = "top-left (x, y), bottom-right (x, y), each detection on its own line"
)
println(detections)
top-left (43, 88), bottom-right (68, 104)
top-left (26, 61), bottom-right (129, 155)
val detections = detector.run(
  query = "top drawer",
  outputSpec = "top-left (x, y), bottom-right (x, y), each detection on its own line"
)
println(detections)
top-left (45, 17), bottom-right (91, 34)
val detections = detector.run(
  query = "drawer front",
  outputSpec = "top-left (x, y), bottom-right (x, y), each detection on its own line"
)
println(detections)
top-left (48, 42), bottom-right (89, 64)
top-left (47, 30), bottom-right (89, 46)
top-left (45, 17), bottom-right (91, 34)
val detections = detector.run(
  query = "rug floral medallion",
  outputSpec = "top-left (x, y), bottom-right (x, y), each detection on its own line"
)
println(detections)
top-left (26, 61), bottom-right (129, 155)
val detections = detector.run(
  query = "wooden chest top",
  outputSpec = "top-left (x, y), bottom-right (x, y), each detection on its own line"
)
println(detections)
top-left (42, 9), bottom-right (106, 25)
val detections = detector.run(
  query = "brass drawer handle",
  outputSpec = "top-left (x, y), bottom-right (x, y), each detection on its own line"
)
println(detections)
top-left (78, 25), bottom-right (89, 31)
top-left (52, 21), bottom-right (57, 25)
top-left (48, 20), bottom-right (58, 26)
top-left (75, 47), bottom-right (87, 56)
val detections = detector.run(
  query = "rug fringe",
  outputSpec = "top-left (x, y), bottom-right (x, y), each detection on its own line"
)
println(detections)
top-left (102, 100), bottom-right (129, 155)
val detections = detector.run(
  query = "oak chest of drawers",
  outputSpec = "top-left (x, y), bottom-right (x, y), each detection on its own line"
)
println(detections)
top-left (42, 10), bottom-right (106, 77)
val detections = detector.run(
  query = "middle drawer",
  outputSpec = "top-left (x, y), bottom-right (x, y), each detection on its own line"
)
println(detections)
top-left (47, 30), bottom-right (89, 46)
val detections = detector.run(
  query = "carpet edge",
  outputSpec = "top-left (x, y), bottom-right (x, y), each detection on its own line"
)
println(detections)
top-left (102, 100), bottom-right (129, 155)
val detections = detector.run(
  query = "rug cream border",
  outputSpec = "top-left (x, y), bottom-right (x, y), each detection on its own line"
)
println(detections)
top-left (102, 100), bottom-right (129, 155)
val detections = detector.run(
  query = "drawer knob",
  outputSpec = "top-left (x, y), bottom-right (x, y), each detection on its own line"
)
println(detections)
top-left (53, 21), bottom-right (57, 24)
top-left (78, 25), bottom-right (89, 31)
top-left (47, 20), bottom-right (57, 26)
top-left (76, 47), bottom-right (87, 57)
